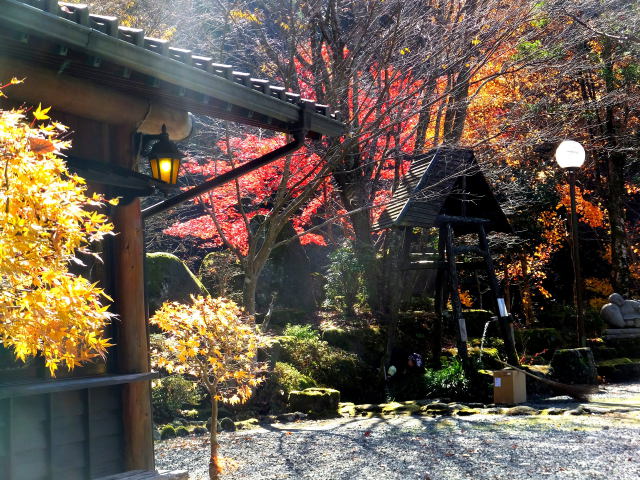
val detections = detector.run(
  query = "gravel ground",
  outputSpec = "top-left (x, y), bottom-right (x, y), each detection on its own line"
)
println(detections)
top-left (156, 383), bottom-right (640, 480)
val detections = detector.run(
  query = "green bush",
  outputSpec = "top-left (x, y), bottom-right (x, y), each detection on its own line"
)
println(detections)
top-left (152, 375), bottom-right (203, 422)
top-left (279, 335), bottom-right (380, 403)
top-left (249, 362), bottom-right (317, 414)
top-left (175, 426), bottom-right (190, 437)
top-left (160, 425), bottom-right (176, 440)
top-left (323, 243), bottom-right (367, 315)
top-left (322, 326), bottom-right (385, 366)
top-left (515, 328), bottom-right (563, 361)
top-left (423, 358), bottom-right (471, 399)
top-left (283, 324), bottom-right (320, 340)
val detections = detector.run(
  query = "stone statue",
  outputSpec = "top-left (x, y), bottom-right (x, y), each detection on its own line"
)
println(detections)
top-left (601, 293), bottom-right (640, 328)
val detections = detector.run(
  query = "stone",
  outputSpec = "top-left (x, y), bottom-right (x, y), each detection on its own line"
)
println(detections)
top-left (601, 293), bottom-right (640, 328)
top-left (597, 357), bottom-right (640, 382)
top-left (544, 408), bottom-right (566, 415)
top-left (566, 407), bottom-right (587, 415)
top-left (288, 388), bottom-right (340, 417)
top-left (504, 406), bottom-right (539, 416)
top-left (235, 418), bottom-right (260, 430)
top-left (220, 417), bottom-right (237, 432)
top-left (276, 412), bottom-right (298, 423)
top-left (146, 252), bottom-right (209, 314)
top-left (192, 426), bottom-right (208, 436)
top-left (550, 348), bottom-right (598, 385)
top-left (455, 408), bottom-right (481, 416)
top-left (381, 401), bottom-right (421, 415)
top-left (421, 402), bottom-right (453, 416)
top-left (603, 328), bottom-right (640, 340)
top-left (354, 403), bottom-right (383, 413)
top-left (153, 427), bottom-right (161, 441)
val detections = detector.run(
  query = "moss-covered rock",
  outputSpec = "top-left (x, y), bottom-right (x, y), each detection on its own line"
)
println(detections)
top-left (420, 402), bottom-right (453, 416)
top-left (219, 417), bottom-right (237, 432)
top-left (504, 406), bottom-right (539, 416)
top-left (288, 388), bottom-right (340, 417)
top-left (603, 337), bottom-right (640, 358)
top-left (160, 425), bottom-right (176, 440)
top-left (550, 348), bottom-right (597, 385)
top-left (597, 357), bottom-right (640, 382)
top-left (235, 418), bottom-right (260, 431)
top-left (380, 401), bottom-right (421, 416)
top-left (455, 408), bottom-right (481, 416)
top-left (146, 252), bottom-right (209, 314)
top-left (175, 426), bottom-right (190, 437)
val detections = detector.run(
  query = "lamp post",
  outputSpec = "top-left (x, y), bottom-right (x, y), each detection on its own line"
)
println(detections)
top-left (147, 124), bottom-right (183, 184)
top-left (555, 140), bottom-right (586, 347)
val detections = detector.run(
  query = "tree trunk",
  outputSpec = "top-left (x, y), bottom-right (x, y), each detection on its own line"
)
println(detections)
top-left (602, 39), bottom-right (631, 294)
top-left (209, 396), bottom-right (220, 480)
top-left (243, 269), bottom-right (258, 316)
top-left (606, 151), bottom-right (631, 294)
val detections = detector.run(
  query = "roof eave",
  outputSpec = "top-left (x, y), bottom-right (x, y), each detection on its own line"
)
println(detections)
top-left (1, 0), bottom-right (345, 137)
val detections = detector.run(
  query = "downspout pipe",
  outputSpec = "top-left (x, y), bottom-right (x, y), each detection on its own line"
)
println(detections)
top-left (142, 105), bottom-right (313, 219)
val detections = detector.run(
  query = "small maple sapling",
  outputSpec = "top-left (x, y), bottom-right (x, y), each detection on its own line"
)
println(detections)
top-left (150, 295), bottom-right (266, 480)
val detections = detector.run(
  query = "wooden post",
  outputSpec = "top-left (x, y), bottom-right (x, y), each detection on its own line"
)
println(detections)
top-left (477, 224), bottom-right (519, 366)
top-left (431, 228), bottom-right (447, 368)
top-left (110, 125), bottom-right (154, 471)
top-left (443, 223), bottom-right (469, 365)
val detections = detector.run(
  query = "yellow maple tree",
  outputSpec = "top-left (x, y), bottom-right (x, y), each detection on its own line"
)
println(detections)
top-left (150, 295), bottom-right (266, 480)
top-left (0, 99), bottom-right (115, 374)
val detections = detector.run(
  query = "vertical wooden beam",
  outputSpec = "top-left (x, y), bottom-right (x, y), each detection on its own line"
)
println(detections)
top-left (443, 223), bottom-right (469, 365)
top-left (110, 125), bottom-right (154, 471)
top-left (477, 224), bottom-right (518, 366)
top-left (431, 228), bottom-right (447, 368)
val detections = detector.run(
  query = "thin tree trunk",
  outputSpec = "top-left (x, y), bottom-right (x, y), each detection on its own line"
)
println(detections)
top-left (243, 269), bottom-right (258, 316)
top-left (602, 39), bottom-right (631, 294)
top-left (209, 396), bottom-right (219, 480)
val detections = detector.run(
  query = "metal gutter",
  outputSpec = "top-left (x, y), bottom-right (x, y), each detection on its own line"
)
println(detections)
top-left (142, 104), bottom-right (312, 218)
top-left (0, 0), bottom-right (345, 137)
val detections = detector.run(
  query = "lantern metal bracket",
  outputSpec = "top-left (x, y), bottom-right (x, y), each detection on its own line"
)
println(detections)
top-left (141, 102), bottom-right (317, 219)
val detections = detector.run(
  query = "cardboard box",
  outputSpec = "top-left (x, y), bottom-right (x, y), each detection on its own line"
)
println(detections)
top-left (493, 369), bottom-right (526, 404)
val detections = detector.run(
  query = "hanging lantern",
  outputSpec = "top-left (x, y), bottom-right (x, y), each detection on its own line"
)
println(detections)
top-left (148, 124), bottom-right (182, 184)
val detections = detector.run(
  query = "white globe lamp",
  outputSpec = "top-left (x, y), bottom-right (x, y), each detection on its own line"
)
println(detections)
top-left (555, 140), bottom-right (585, 169)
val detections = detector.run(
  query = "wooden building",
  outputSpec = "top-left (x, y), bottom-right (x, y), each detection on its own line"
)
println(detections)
top-left (0, 1), bottom-right (343, 478)
top-left (374, 147), bottom-right (518, 366)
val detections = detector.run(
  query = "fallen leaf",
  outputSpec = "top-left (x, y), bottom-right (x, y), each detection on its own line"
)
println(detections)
top-left (29, 137), bottom-right (55, 154)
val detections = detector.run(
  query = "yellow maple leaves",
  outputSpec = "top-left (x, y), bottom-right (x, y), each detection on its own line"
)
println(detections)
top-left (150, 295), bottom-right (267, 405)
top-left (0, 101), bottom-right (114, 375)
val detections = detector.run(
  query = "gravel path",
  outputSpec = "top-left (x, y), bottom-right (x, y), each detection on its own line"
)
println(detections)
top-left (156, 383), bottom-right (640, 480)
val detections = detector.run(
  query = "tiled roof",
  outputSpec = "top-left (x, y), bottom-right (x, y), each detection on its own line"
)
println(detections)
top-left (0, 0), bottom-right (344, 136)
top-left (373, 148), bottom-right (510, 233)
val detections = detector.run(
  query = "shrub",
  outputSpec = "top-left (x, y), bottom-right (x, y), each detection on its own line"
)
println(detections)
top-left (279, 335), bottom-right (380, 403)
top-left (152, 375), bottom-right (202, 422)
top-left (175, 426), bottom-right (190, 437)
top-left (283, 324), bottom-right (320, 340)
top-left (423, 358), bottom-right (471, 399)
top-left (323, 243), bottom-right (367, 315)
top-left (515, 328), bottom-right (563, 362)
top-left (160, 425), bottom-right (176, 440)
top-left (249, 362), bottom-right (317, 414)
